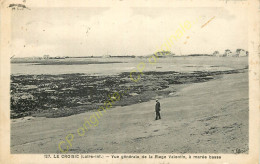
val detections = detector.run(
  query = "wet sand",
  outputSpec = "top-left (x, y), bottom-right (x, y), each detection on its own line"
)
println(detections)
top-left (11, 72), bottom-right (248, 154)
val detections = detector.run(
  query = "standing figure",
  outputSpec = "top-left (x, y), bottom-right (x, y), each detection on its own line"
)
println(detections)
top-left (155, 99), bottom-right (161, 120)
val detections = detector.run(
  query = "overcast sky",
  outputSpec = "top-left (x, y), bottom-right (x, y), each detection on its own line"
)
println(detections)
top-left (11, 7), bottom-right (248, 57)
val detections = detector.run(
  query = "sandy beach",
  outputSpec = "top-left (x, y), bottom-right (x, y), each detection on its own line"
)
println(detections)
top-left (11, 71), bottom-right (248, 154)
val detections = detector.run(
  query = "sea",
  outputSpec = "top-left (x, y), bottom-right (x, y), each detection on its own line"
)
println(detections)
top-left (11, 56), bottom-right (248, 76)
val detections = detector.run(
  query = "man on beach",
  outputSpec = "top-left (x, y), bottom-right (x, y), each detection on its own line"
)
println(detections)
top-left (155, 99), bottom-right (161, 120)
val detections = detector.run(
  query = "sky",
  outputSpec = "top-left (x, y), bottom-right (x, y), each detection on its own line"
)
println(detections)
top-left (11, 7), bottom-right (248, 57)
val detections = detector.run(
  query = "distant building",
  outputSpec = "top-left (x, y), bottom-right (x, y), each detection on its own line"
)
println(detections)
top-left (33, 57), bottom-right (42, 60)
top-left (154, 50), bottom-right (175, 58)
top-left (43, 55), bottom-right (49, 59)
top-left (54, 56), bottom-right (65, 59)
top-left (213, 51), bottom-right (220, 57)
top-left (110, 55), bottom-right (136, 58)
top-left (224, 49), bottom-right (232, 57)
top-left (236, 49), bottom-right (247, 57)
top-left (103, 55), bottom-right (111, 58)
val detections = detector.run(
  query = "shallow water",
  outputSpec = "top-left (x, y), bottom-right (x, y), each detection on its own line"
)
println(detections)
top-left (11, 56), bottom-right (248, 75)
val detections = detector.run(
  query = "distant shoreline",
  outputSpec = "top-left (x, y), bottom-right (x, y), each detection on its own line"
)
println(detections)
top-left (11, 55), bottom-right (248, 66)
top-left (11, 60), bottom-right (123, 65)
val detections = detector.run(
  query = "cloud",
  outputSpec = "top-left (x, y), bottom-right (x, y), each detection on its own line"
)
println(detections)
top-left (12, 38), bottom-right (59, 57)
top-left (11, 7), bottom-right (248, 57)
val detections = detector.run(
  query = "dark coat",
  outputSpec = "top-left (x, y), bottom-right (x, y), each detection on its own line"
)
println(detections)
top-left (155, 102), bottom-right (160, 112)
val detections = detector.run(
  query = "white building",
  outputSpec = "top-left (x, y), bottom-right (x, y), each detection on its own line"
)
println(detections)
top-left (224, 49), bottom-right (233, 57)
top-left (236, 49), bottom-right (247, 57)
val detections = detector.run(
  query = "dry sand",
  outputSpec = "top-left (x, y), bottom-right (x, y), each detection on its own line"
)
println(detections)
top-left (11, 72), bottom-right (248, 154)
